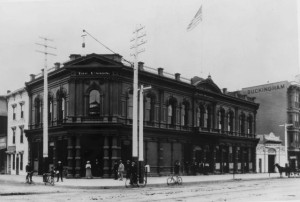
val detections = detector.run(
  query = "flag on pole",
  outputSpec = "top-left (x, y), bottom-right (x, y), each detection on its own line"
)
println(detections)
top-left (187, 5), bottom-right (202, 31)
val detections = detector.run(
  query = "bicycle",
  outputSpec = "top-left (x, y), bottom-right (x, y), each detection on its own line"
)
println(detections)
top-left (43, 173), bottom-right (55, 186)
top-left (125, 174), bottom-right (147, 188)
top-left (167, 174), bottom-right (182, 185)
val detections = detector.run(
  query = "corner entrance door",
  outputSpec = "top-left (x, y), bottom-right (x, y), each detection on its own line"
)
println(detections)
top-left (259, 158), bottom-right (262, 173)
top-left (268, 155), bottom-right (275, 173)
top-left (16, 156), bottom-right (19, 175)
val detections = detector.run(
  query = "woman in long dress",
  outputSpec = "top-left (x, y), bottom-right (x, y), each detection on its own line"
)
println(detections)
top-left (86, 161), bottom-right (92, 179)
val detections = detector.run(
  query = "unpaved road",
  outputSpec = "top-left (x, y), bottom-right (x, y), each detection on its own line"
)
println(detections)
top-left (0, 177), bottom-right (299, 201)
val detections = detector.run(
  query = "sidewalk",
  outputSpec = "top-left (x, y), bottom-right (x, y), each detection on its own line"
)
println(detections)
top-left (0, 173), bottom-right (281, 189)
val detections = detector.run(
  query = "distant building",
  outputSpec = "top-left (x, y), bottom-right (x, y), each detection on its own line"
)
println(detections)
top-left (25, 53), bottom-right (259, 177)
top-left (6, 88), bottom-right (29, 175)
top-left (0, 95), bottom-right (7, 174)
top-left (256, 132), bottom-right (286, 173)
top-left (241, 77), bottom-right (300, 170)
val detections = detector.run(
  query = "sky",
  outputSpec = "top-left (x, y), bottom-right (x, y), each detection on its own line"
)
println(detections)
top-left (0, 0), bottom-right (299, 95)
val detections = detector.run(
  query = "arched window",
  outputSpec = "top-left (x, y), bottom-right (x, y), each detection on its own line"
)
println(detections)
top-left (127, 93), bottom-right (133, 119)
top-left (240, 113), bottom-right (246, 135)
top-left (89, 90), bottom-right (100, 116)
top-left (218, 108), bottom-right (225, 132)
top-left (57, 89), bottom-right (67, 122)
top-left (228, 111), bottom-right (234, 133)
top-left (196, 107), bottom-right (201, 127)
top-left (48, 94), bottom-right (53, 122)
top-left (247, 115), bottom-right (253, 134)
top-left (181, 101), bottom-right (189, 127)
top-left (34, 97), bottom-right (42, 125)
top-left (167, 97), bottom-right (177, 126)
top-left (144, 92), bottom-right (155, 122)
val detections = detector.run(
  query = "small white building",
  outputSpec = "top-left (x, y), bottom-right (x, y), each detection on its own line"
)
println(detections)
top-left (256, 132), bottom-right (287, 173)
top-left (6, 88), bottom-right (29, 175)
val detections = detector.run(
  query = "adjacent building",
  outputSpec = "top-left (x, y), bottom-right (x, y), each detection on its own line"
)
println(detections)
top-left (0, 96), bottom-right (7, 174)
top-left (25, 53), bottom-right (259, 178)
top-left (256, 132), bottom-right (285, 173)
top-left (6, 88), bottom-right (29, 175)
top-left (241, 78), bottom-right (300, 170)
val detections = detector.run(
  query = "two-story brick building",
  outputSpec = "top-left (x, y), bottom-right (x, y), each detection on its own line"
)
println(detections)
top-left (25, 53), bottom-right (259, 178)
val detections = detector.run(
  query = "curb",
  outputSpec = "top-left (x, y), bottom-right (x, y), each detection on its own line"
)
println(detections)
top-left (0, 175), bottom-right (283, 190)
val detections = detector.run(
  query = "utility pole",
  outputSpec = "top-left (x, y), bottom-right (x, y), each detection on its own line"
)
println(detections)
top-left (130, 25), bottom-right (146, 160)
top-left (36, 37), bottom-right (56, 173)
top-left (130, 25), bottom-right (146, 183)
top-left (279, 123), bottom-right (293, 166)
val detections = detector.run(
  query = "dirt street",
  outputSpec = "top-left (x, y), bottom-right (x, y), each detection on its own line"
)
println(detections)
top-left (0, 177), bottom-right (299, 201)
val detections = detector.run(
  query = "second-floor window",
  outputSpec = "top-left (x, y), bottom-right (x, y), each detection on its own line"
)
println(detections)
top-left (89, 90), bottom-right (100, 116)
top-left (20, 127), bottom-right (23, 143)
top-left (127, 94), bottom-right (133, 119)
top-left (228, 111), bottom-right (234, 132)
top-left (34, 97), bottom-right (42, 124)
top-left (12, 128), bottom-right (16, 144)
top-left (240, 113), bottom-right (246, 134)
top-left (13, 106), bottom-right (16, 120)
top-left (20, 104), bottom-right (24, 119)
top-left (248, 116), bottom-right (253, 134)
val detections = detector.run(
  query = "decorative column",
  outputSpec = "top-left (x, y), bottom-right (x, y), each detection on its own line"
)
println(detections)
top-left (103, 136), bottom-right (110, 178)
top-left (53, 138), bottom-right (57, 167)
top-left (111, 136), bottom-right (119, 162)
top-left (220, 145), bottom-right (224, 174)
top-left (241, 147), bottom-right (245, 173)
top-left (75, 136), bottom-right (81, 178)
top-left (67, 136), bottom-right (74, 178)
top-left (234, 146), bottom-right (239, 173)
top-left (158, 140), bottom-right (163, 175)
top-left (212, 145), bottom-right (216, 173)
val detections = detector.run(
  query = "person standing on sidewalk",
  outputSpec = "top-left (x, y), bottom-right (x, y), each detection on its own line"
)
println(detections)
top-left (25, 162), bottom-right (33, 183)
top-left (125, 160), bottom-right (131, 179)
top-left (85, 161), bottom-right (93, 179)
top-left (113, 161), bottom-right (119, 180)
top-left (118, 160), bottom-right (124, 181)
top-left (56, 161), bottom-right (63, 182)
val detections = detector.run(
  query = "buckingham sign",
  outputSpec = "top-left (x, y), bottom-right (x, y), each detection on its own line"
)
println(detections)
top-left (246, 84), bottom-right (285, 95)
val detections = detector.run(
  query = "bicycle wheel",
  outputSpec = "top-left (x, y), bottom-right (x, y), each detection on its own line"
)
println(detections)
top-left (177, 177), bottom-right (182, 185)
top-left (167, 177), bottom-right (174, 185)
top-left (125, 178), bottom-right (131, 188)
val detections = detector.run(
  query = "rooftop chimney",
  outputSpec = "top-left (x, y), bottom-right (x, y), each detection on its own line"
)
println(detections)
top-left (54, 62), bottom-right (61, 70)
top-left (138, 62), bottom-right (144, 71)
top-left (7, 90), bottom-right (11, 94)
top-left (30, 74), bottom-right (35, 81)
top-left (175, 73), bottom-right (181, 81)
top-left (69, 54), bottom-right (81, 60)
top-left (223, 88), bottom-right (227, 94)
top-left (158, 67), bottom-right (164, 76)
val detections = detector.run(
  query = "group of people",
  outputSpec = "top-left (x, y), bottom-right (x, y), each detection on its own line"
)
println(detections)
top-left (26, 161), bottom-right (64, 183)
top-left (113, 160), bottom-right (138, 184)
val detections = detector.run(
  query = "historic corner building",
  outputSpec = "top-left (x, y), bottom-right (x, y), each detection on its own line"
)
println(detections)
top-left (6, 88), bottom-right (29, 175)
top-left (241, 78), bottom-right (300, 170)
top-left (256, 132), bottom-right (286, 173)
top-left (0, 96), bottom-right (7, 174)
top-left (25, 53), bottom-right (259, 178)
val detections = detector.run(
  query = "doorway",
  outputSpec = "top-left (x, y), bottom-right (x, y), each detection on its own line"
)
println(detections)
top-left (16, 156), bottom-right (19, 175)
top-left (268, 155), bottom-right (275, 173)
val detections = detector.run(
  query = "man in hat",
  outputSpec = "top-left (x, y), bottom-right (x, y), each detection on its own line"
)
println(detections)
top-left (56, 161), bottom-right (63, 182)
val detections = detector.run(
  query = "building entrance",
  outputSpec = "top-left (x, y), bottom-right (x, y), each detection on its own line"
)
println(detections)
top-left (268, 155), bottom-right (275, 173)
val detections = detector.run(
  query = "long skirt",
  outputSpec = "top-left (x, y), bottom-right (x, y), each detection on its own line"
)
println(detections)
top-left (86, 167), bottom-right (92, 179)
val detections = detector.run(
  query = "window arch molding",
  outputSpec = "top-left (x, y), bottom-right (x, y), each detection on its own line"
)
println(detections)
top-left (181, 99), bottom-right (190, 127)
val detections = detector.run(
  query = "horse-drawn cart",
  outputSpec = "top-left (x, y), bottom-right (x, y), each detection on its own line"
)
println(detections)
top-left (275, 163), bottom-right (300, 178)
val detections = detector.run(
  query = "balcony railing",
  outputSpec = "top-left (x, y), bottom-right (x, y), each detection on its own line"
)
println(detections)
top-left (28, 116), bottom-right (255, 138)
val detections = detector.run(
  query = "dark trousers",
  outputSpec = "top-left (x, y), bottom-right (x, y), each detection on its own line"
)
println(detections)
top-left (57, 171), bottom-right (63, 182)
top-left (26, 172), bottom-right (33, 182)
